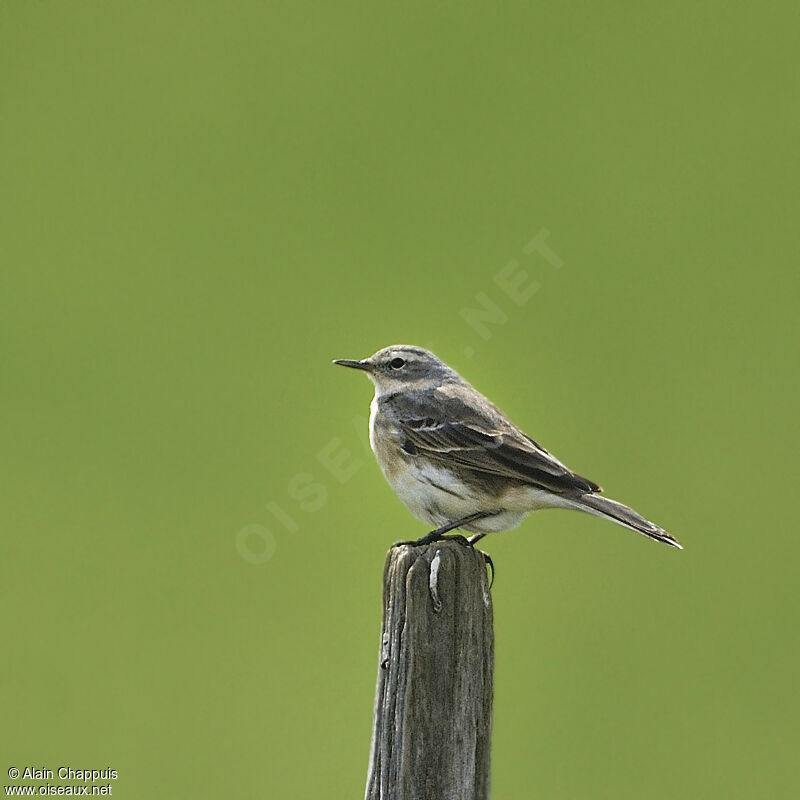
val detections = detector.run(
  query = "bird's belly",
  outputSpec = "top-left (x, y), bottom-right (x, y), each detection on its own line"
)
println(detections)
top-left (384, 460), bottom-right (478, 527)
top-left (369, 403), bottom-right (565, 534)
top-left (381, 457), bottom-right (571, 534)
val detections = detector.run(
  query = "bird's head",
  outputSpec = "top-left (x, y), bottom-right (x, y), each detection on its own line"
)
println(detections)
top-left (333, 345), bottom-right (457, 394)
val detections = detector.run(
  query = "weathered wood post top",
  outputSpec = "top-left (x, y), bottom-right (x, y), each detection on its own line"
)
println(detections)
top-left (365, 540), bottom-right (494, 800)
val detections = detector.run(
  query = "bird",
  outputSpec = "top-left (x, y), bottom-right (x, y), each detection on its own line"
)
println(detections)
top-left (333, 345), bottom-right (681, 550)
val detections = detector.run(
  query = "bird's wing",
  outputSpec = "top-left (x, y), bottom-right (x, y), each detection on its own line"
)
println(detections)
top-left (400, 418), bottom-right (600, 495)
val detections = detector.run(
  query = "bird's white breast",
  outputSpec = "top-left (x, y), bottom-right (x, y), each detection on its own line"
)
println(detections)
top-left (367, 390), bottom-right (561, 535)
top-left (368, 395), bottom-right (382, 455)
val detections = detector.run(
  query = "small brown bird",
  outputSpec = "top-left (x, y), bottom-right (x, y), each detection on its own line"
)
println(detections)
top-left (334, 345), bottom-right (681, 549)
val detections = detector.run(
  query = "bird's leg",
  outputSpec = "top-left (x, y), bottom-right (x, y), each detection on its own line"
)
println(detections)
top-left (393, 511), bottom-right (492, 547)
top-left (393, 512), bottom-right (497, 587)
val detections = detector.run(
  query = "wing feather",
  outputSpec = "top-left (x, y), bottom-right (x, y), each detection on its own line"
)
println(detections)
top-left (400, 419), bottom-right (600, 494)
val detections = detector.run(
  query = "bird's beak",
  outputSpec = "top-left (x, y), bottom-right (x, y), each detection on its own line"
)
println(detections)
top-left (333, 358), bottom-right (371, 371)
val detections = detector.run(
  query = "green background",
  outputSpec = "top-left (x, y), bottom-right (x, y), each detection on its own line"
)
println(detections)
top-left (2, 2), bottom-right (797, 798)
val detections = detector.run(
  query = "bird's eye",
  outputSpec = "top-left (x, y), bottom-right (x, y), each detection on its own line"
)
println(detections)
top-left (389, 357), bottom-right (406, 370)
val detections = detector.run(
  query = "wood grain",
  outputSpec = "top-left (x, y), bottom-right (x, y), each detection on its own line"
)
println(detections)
top-left (365, 540), bottom-right (494, 800)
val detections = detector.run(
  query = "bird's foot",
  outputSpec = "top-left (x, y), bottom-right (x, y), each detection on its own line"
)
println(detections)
top-left (392, 531), bottom-right (495, 587)
top-left (392, 529), bottom-right (445, 547)
top-left (392, 531), bottom-right (474, 548)
top-left (392, 513), bottom-right (495, 586)
top-left (481, 551), bottom-right (495, 588)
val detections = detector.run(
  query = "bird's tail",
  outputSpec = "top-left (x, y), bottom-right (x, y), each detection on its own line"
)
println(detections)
top-left (572, 493), bottom-right (682, 549)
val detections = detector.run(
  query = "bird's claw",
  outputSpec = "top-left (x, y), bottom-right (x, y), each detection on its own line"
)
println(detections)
top-left (392, 532), bottom-right (444, 547)
top-left (481, 551), bottom-right (495, 588)
top-left (392, 534), bottom-right (495, 587)
top-left (393, 532), bottom-right (470, 548)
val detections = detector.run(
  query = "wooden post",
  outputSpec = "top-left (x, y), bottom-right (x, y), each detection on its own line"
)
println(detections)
top-left (365, 540), bottom-right (494, 800)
